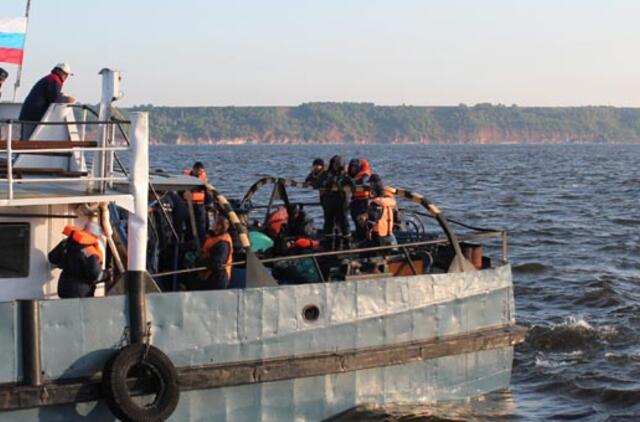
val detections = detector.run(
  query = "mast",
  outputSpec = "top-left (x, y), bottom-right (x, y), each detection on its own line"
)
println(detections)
top-left (12, 0), bottom-right (32, 102)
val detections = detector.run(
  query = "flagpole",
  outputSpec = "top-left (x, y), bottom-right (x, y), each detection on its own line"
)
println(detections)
top-left (12, 0), bottom-right (32, 102)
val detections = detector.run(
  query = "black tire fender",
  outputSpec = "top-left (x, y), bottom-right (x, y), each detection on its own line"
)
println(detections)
top-left (102, 344), bottom-right (180, 422)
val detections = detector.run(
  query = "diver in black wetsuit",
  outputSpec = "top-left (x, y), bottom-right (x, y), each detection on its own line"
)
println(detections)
top-left (320, 155), bottom-right (351, 249)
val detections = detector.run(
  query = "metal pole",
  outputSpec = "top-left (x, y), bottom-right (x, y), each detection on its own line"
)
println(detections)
top-left (401, 246), bottom-right (419, 275)
top-left (311, 256), bottom-right (325, 282)
top-left (7, 122), bottom-right (13, 200)
top-left (127, 112), bottom-right (149, 344)
top-left (502, 231), bottom-right (509, 263)
top-left (262, 182), bottom-right (279, 228)
top-left (12, 0), bottom-right (32, 102)
top-left (128, 271), bottom-right (146, 344)
top-left (107, 122), bottom-right (115, 189)
top-left (79, 108), bottom-right (87, 141)
top-left (19, 299), bottom-right (41, 386)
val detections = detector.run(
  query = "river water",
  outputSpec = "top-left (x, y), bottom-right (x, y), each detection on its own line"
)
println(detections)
top-left (151, 144), bottom-right (640, 421)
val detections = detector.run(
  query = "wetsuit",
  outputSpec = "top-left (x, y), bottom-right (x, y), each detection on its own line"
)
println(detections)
top-left (320, 169), bottom-right (350, 248)
top-left (305, 169), bottom-right (325, 188)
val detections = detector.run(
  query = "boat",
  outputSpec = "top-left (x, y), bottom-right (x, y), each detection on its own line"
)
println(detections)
top-left (0, 69), bottom-right (525, 421)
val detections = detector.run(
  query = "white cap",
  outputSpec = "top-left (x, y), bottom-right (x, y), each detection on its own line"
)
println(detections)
top-left (54, 62), bottom-right (73, 76)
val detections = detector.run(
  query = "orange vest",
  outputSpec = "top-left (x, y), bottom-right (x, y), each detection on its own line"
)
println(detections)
top-left (293, 237), bottom-right (320, 249)
top-left (183, 168), bottom-right (208, 204)
top-left (191, 191), bottom-right (205, 204)
top-left (352, 160), bottom-right (372, 200)
top-left (202, 232), bottom-right (233, 279)
top-left (371, 195), bottom-right (396, 237)
top-left (265, 207), bottom-right (288, 238)
top-left (62, 225), bottom-right (104, 264)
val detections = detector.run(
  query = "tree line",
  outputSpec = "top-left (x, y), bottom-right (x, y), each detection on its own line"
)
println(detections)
top-left (127, 103), bottom-right (640, 144)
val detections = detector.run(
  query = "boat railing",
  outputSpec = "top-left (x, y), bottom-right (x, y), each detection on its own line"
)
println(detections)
top-left (150, 229), bottom-right (508, 281)
top-left (0, 118), bottom-right (132, 200)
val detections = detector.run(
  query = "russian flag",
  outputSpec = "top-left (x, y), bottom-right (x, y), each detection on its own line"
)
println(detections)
top-left (0, 17), bottom-right (27, 65)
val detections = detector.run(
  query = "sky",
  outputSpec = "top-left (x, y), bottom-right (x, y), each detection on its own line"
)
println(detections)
top-left (0, 0), bottom-right (639, 107)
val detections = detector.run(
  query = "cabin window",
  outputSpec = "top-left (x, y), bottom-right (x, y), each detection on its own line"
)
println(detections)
top-left (0, 223), bottom-right (30, 278)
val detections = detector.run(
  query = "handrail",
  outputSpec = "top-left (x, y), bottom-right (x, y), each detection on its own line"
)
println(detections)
top-left (150, 231), bottom-right (505, 279)
top-left (1, 118), bottom-right (133, 200)
top-left (0, 119), bottom-right (129, 126)
top-left (0, 177), bottom-right (129, 184)
top-left (0, 146), bottom-right (129, 154)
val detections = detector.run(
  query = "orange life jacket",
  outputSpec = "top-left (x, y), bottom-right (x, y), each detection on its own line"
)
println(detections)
top-left (183, 168), bottom-right (208, 204)
top-left (370, 195), bottom-right (396, 238)
top-left (352, 160), bottom-right (372, 200)
top-left (62, 225), bottom-right (104, 264)
top-left (191, 191), bottom-right (206, 204)
top-left (202, 232), bottom-right (233, 279)
top-left (265, 207), bottom-right (288, 238)
top-left (293, 237), bottom-right (320, 249)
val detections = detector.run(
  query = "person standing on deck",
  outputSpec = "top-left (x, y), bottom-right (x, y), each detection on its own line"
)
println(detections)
top-left (366, 174), bottom-right (398, 247)
top-left (19, 63), bottom-right (76, 140)
top-left (48, 222), bottom-right (104, 299)
top-left (305, 158), bottom-right (327, 229)
top-left (304, 158), bottom-right (325, 188)
top-left (347, 158), bottom-right (372, 242)
top-left (195, 217), bottom-right (233, 290)
top-left (183, 161), bottom-right (211, 246)
top-left (0, 67), bottom-right (8, 98)
top-left (319, 155), bottom-right (351, 250)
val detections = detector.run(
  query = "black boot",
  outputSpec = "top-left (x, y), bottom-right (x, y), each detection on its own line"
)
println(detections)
top-left (340, 235), bottom-right (351, 251)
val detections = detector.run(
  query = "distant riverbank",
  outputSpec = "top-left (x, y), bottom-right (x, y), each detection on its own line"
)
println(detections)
top-left (131, 102), bottom-right (640, 145)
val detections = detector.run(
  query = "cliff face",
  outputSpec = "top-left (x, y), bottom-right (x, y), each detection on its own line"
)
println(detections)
top-left (129, 103), bottom-right (640, 145)
top-left (167, 129), bottom-right (616, 145)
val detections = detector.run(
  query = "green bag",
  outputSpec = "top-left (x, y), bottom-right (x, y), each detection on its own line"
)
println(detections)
top-left (249, 231), bottom-right (274, 252)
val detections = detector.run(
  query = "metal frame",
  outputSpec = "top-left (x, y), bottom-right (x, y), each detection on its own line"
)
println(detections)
top-left (150, 230), bottom-right (507, 279)
top-left (0, 118), bottom-right (132, 200)
top-left (240, 177), bottom-right (477, 272)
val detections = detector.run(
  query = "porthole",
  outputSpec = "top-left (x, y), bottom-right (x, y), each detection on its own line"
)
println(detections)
top-left (302, 305), bottom-right (320, 322)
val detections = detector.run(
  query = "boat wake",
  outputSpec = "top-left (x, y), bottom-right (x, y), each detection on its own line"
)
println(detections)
top-left (512, 262), bottom-right (549, 274)
top-left (526, 316), bottom-right (620, 352)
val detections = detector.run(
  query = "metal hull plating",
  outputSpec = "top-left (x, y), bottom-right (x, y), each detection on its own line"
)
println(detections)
top-left (0, 264), bottom-right (516, 421)
top-left (7, 347), bottom-right (514, 421)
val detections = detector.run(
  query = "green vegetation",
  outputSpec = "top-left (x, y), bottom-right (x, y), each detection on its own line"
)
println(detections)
top-left (128, 103), bottom-right (640, 144)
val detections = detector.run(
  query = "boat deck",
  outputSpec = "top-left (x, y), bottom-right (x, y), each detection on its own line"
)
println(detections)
top-left (0, 182), bottom-right (134, 209)
top-left (0, 173), bottom-right (203, 209)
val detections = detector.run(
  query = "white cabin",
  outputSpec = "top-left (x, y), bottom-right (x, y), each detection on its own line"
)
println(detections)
top-left (0, 69), bottom-right (136, 302)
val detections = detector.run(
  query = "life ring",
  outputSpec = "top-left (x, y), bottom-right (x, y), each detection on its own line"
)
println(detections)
top-left (102, 344), bottom-right (180, 422)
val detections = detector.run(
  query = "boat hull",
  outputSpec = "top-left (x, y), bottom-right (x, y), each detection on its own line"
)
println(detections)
top-left (0, 264), bottom-right (519, 421)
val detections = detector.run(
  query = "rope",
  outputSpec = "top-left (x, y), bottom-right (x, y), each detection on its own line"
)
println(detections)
top-left (204, 182), bottom-right (251, 249)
